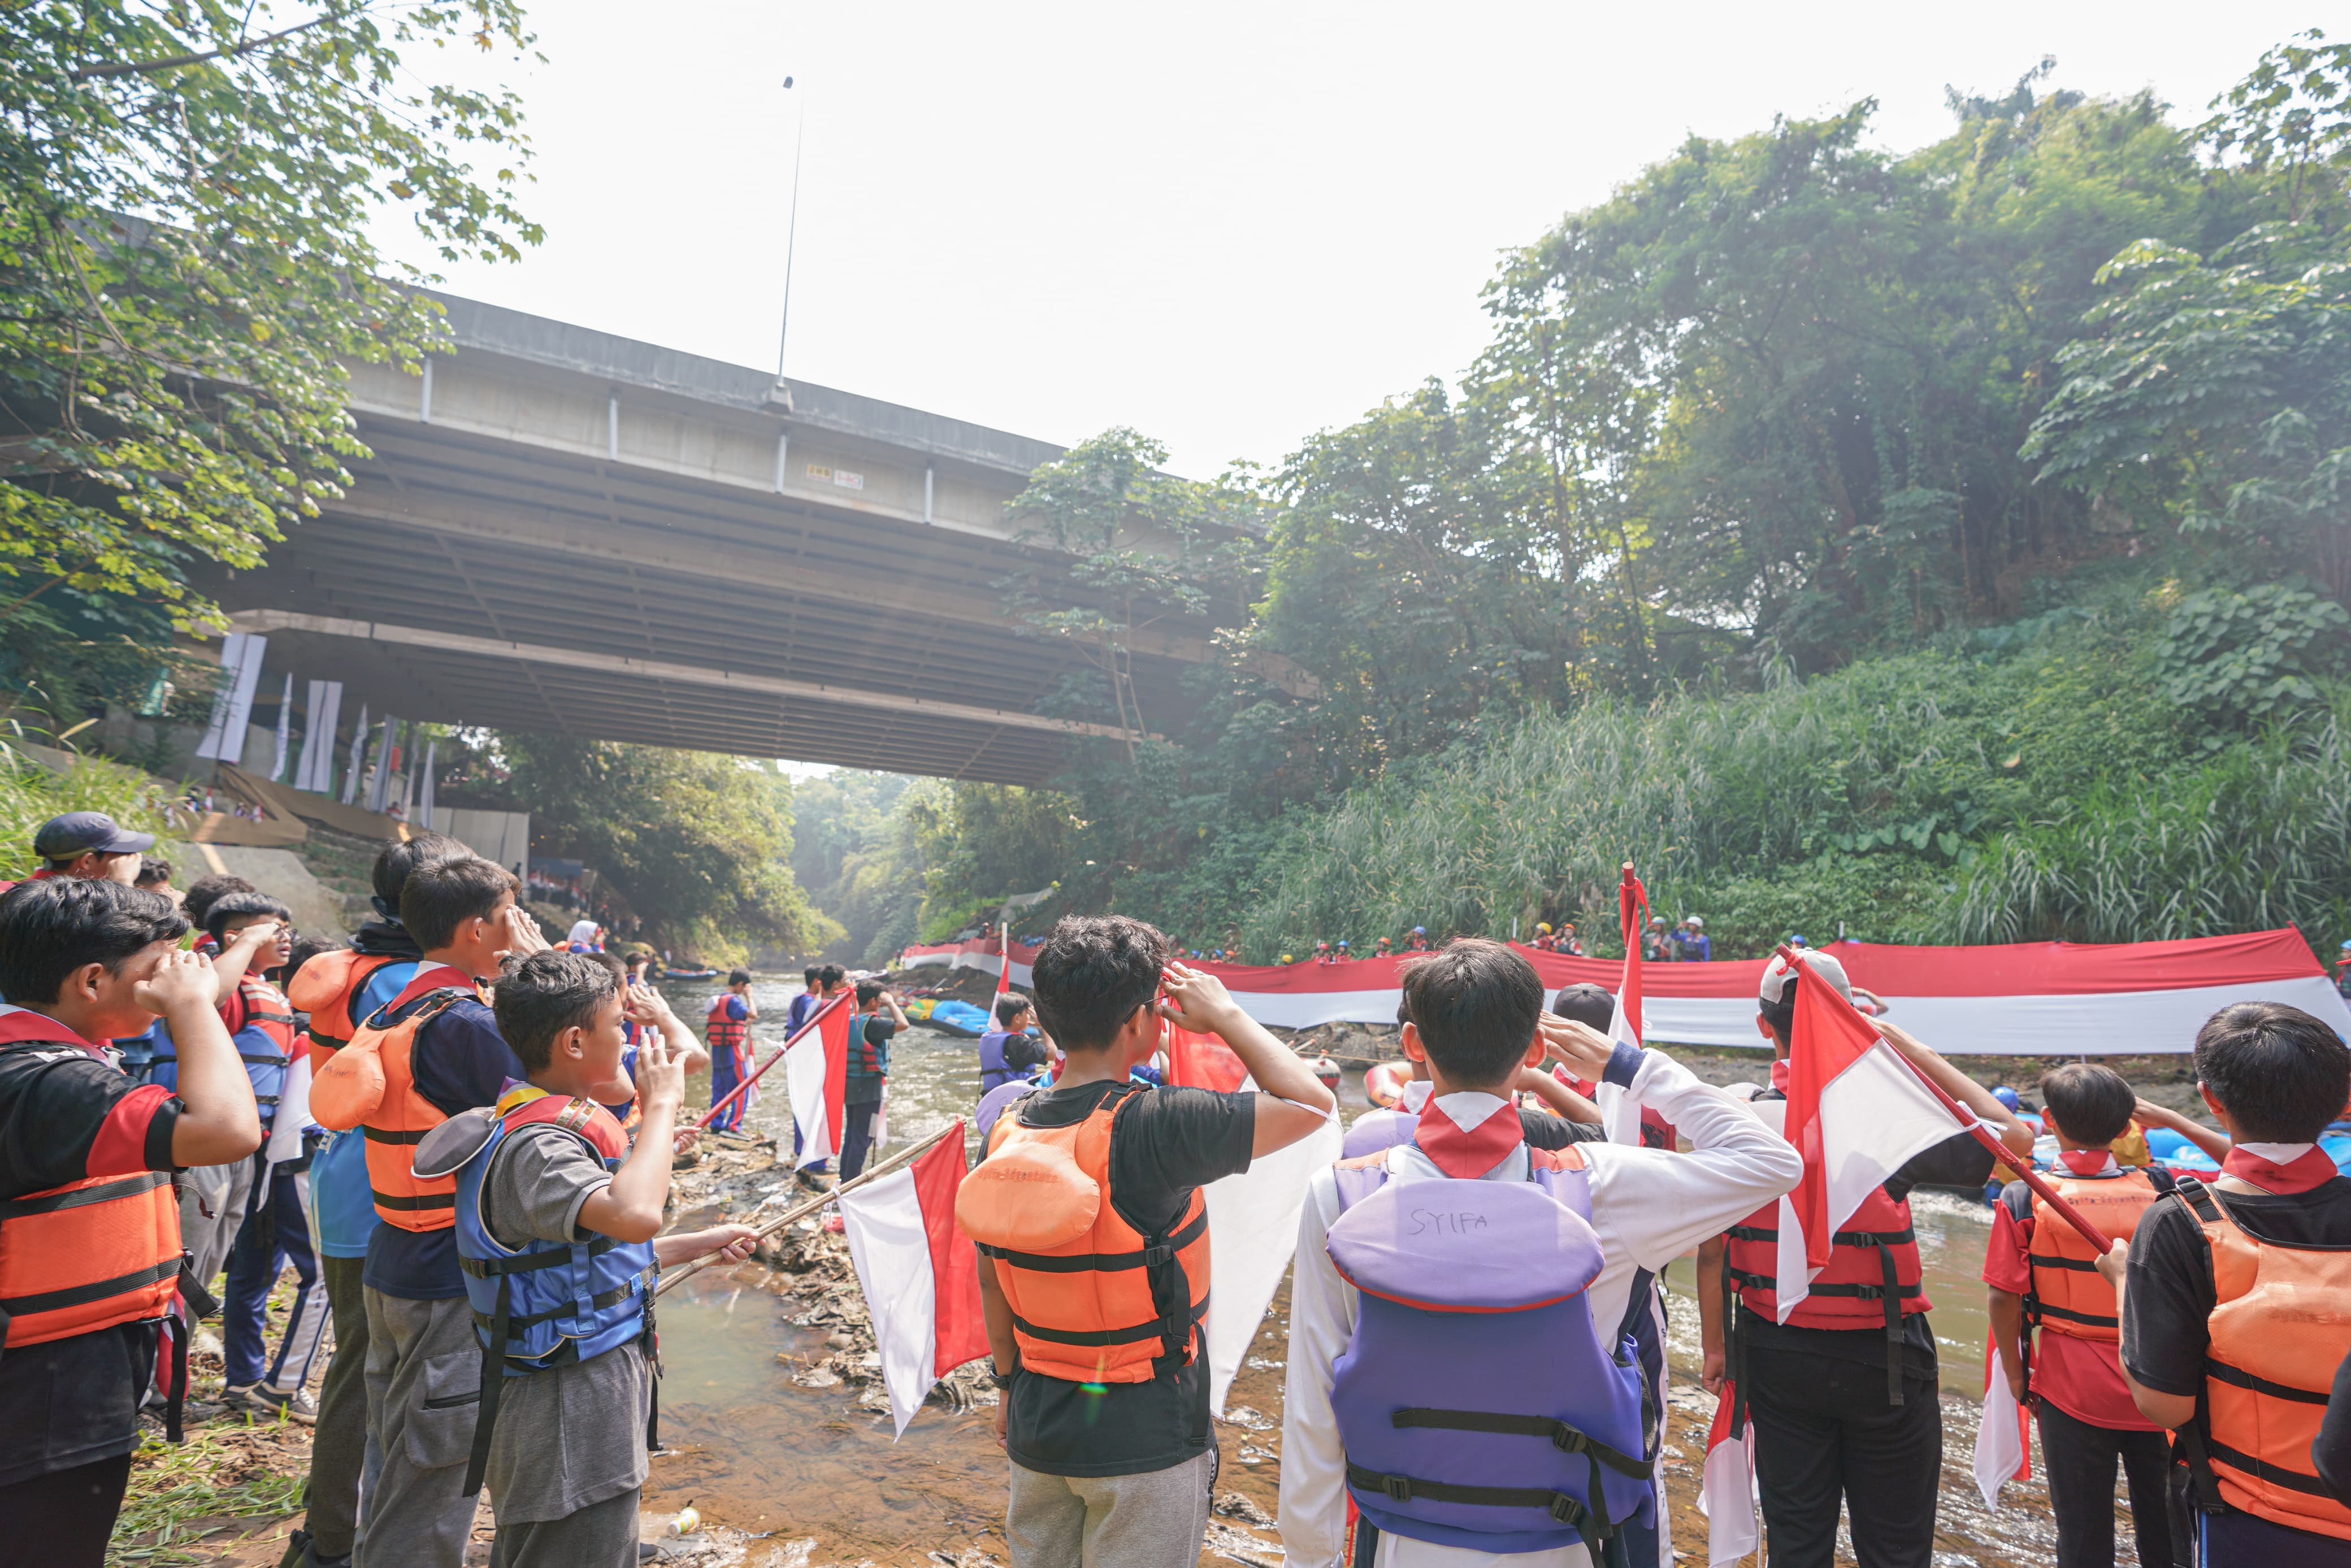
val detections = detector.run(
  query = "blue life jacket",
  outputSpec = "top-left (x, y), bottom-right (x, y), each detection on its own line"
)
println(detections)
top-left (436, 1085), bottom-right (658, 1497)
top-left (1328, 1143), bottom-right (1655, 1556)
top-left (978, 1030), bottom-right (1018, 1094)
top-left (142, 976), bottom-right (298, 1129)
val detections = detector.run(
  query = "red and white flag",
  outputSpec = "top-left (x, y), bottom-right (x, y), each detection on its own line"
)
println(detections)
top-left (1697, 1385), bottom-right (1759, 1566)
top-left (1165, 1022), bottom-right (1344, 1414)
top-left (836, 1123), bottom-right (992, 1436)
top-left (787, 998), bottom-right (856, 1165)
top-left (1598, 865), bottom-right (1650, 1145)
top-left (1773, 957), bottom-right (1963, 1318)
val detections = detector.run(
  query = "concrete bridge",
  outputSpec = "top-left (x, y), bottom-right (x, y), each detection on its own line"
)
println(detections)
top-left (201, 294), bottom-right (1308, 786)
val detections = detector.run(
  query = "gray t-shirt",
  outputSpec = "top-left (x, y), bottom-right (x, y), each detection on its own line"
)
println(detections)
top-left (479, 1121), bottom-right (652, 1522)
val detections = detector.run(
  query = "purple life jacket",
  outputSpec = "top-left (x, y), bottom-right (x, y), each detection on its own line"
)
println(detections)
top-left (1327, 1147), bottom-right (1656, 1554)
top-left (1341, 1105), bottom-right (1413, 1159)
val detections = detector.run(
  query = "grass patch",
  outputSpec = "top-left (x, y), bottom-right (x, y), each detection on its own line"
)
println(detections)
top-left (108, 1424), bottom-right (307, 1566)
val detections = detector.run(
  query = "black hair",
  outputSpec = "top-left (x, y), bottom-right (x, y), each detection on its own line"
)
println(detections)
top-left (2194, 1002), bottom-right (2351, 1143)
top-left (1401, 939), bottom-right (1543, 1088)
top-left (494, 950), bottom-right (621, 1074)
top-left (804, 967), bottom-right (819, 985)
top-left (855, 978), bottom-right (883, 1006)
top-left (816, 963), bottom-right (845, 989)
top-left (1395, 997), bottom-right (1413, 1027)
top-left (133, 857), bottom-right (173, 889)
top-left (284, 933), bottom-right (340, 988)
top-left (0, 879), bottom-right (189, 1005)
top-left (2038, 1062), bottom-right (2138, 1146)
top-left (1757, 987), bottom-right (1795, 1045)
top-left (372, 832), bottom-right (468, 915)
top-left (583, 949), bottom-right (630, 984)
top-left (182, 874), bottom-right (258, 929)
top-left (399, 855), bottom-right (518, 952)
top-left (1551, 983), bottom-right (1615, 1033)
top-left (728, 968), bottom-right (752, 987)
top-left (1031, 914), bottom-right (1166, 1052)
top-left (995, 990), bottom-right (1034, 1027)
top-left (204, 891), bottom-right (293, 945)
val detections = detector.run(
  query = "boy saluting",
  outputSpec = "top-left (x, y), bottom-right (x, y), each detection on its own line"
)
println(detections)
top-left (423, 950), bottom-right (756, 1568)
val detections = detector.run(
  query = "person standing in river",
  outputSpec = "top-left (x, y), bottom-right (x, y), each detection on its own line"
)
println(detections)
top-left (958, 915), bottom-right (1337, 1568)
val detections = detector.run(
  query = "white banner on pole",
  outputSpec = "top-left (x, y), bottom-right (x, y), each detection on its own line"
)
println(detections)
top-left (341, 703), bottom-right (370, 805)
top-left (295, 680), bottom-right (341, 793)
top-left (268, 673), bottom-right (294, 781)
top-left (195, 634), bottom-right (267, 762)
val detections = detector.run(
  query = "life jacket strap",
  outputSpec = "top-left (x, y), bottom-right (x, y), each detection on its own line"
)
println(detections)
top-left (371, 1189), bottom-right (457, 1211)
top-left (363, 1126), bottom-right (428, 1145)
top-left (1723, 1224), bottom-right (1915, 1248)
top-left (1344, 1461), bottom-right (1613, 1537)
top-left (1388, 1408), bottom-right (1651, 1478)
top-left (2206, 1359), bottom-right (2330, 1405)
top-left (0, 1256), bottom-right (180, 1319)
top-left (469, 1267), bottom-right (652, 1334)
top-left (460, 1233), bottom-right (623, 1278)
top-left (2200, 1433), bottom-right (2341, 1500)
top-left (2030, 1300), bottom-right (2119, 1330)
top-left (1010, 1295), bottom-right (1207, 1349)
top-left (0, 1170), bottom-right (170, 1218)
top-left (2031, 1255), bottom-right (2103, 1274)
top-left (975, 1208), bottom-right (1209, 1272)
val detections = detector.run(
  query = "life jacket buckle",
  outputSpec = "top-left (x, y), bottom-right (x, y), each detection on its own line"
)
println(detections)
top-left (1546, 1492), bottom-right (1585, 1525)
top-left (1142, 1244), bottom-right (1175, 1266)
top-left (1380, 1474), bottom-right (1413, 1502)
top-left (1550, 1424), bottom-right (1589, 1455)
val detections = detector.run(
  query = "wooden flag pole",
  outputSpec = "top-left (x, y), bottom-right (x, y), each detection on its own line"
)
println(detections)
top-left (656, 1118), bottom-right (964, 1298)
top-left (1774, 944), bottom-right (2114, 1254)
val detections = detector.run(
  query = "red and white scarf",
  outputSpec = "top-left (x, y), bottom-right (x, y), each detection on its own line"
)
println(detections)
top-left (1415, 1091), bottom-right (1524, 1179)
top-left (2222, 1142), bottom-right (2339, 1195)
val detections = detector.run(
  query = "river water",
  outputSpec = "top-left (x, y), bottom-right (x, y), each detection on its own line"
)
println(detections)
top-left (643, 972), bottom-right (2067, 1566)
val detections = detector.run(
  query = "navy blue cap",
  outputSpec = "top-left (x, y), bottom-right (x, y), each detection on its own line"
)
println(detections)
top-left (34, 811), bottom-right (156, 860)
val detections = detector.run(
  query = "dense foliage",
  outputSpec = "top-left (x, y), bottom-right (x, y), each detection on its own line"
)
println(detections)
top-left (869, 36), bottom-right (2351, 962)
top-left (441, 735), bottom-right (834, 963)
top-left (1, 0), bottom-right (539, 730)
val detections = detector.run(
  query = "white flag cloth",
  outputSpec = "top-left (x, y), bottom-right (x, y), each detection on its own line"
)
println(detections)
top-left (786, 1033), bottom-right (830, 1170)
top-left (1698, 1388), bottom-right (1760, 1566)
top-left (1201, 1115), bottom-right (1342, 1415)
top-left (1598, 989), bottom-right (1646, 1146)
top-left (835, 1127), bottom-right (988, 1437)
top-left (265, 1055), bottom-right (313, 1167)
top-left (1974, 1345), bottom-right (2031, 1509)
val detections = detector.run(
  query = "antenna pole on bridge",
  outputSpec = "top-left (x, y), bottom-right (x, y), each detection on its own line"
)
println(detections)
top-left (775, 76), bottom-right (806, 384)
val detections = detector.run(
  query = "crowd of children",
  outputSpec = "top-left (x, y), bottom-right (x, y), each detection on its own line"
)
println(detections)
top-left (6, 807), bottom-right (2351, 1568)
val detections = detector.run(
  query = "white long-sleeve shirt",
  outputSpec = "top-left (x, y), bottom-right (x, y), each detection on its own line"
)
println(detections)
top-left (1278, 1047), bottom-right (1802, 1568)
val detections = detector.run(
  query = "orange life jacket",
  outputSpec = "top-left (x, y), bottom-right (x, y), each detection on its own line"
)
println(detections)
top-left (955, 1083), bottom-right (1211, 1384)
top-left (289, 949), bottom-right (404, 1059)
top-left (2026, 1167), bottom-right (2167, 1343)
top-left (2175, 1178), bottom-right (2351, 1541)
top-left (1723, 1180), bottom-right (1929, 1406)
top-left (309, 974), bottom-right (480, 1230)
top-left (0, 1017), bottom-right (182, 1350)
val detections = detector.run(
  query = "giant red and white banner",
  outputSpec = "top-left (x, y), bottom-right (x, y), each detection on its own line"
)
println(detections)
top-left (903, 928), bottom-right (2351, 1054)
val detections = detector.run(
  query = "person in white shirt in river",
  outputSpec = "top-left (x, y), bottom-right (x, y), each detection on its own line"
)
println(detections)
top-left (1280, 938), bottom-right (1803, 1568)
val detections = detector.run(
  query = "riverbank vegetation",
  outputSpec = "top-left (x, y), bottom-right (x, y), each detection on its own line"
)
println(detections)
top-left (839, 34), bottom-right (2351, 961)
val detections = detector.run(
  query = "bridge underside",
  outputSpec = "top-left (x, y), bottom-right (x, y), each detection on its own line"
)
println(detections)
top-left (205, 418), bottom-right (1196, 785)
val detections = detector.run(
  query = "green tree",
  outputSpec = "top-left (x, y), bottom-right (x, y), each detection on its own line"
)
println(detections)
top-left (1, 0), bottom-right (541, 639)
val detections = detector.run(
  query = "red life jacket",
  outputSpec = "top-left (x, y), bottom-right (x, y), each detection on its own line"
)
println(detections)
top-left (1720, 1096), bottom-right (1928, 1406)
top-left (705, 995), bottom-right (749, 1074)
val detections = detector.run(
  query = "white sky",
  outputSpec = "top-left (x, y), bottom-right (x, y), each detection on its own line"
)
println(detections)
top-left (385, 1), bottom-right (2319, 480)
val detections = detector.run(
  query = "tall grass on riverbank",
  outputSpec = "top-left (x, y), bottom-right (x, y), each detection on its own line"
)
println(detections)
top-left (1240, 621), bottom-right (2351, 957)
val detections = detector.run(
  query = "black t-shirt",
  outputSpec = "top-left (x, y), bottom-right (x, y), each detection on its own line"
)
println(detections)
top-left (0, 1036), bottom-right (184, 1486)
top-left (2122, 1175), bottom-right (2351, 1398)
top-left (1001, 1076), bottom-right (1256, 1478)
top-left (1734, 1122), bottom-right (1994, 1377)
top-left (1522, 1109), bottom-right (1607, 1150)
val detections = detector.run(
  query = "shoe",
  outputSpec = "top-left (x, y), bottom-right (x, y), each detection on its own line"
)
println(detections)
top-left (225, 1383), bottom-right (319, 1424)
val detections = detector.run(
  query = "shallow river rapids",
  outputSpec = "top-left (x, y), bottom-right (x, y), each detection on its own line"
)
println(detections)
top-left (641, 972), bottom-right (2101, 1567)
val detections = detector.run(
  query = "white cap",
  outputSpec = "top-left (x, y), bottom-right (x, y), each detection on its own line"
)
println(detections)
top-left (1759, 948), bottom-right (1851, 1006)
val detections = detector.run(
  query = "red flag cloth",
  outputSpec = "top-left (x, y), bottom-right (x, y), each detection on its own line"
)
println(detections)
top-left (1164, 1021), bottom-right (1249, 1092)
top-left (1616, 866), bottom-right (1648, 1049)
top-left (911, 1127), bottom-right (991, 1378)
top-left (816, 996), bottom-right (853, 1158)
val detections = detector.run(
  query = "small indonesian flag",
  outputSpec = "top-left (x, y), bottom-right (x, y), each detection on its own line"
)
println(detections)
top-left (1697, 1383), bottom-right (1759, 1566)
top-left (1775, 959), bottom-right (1960, 1318)
top-left (786, 1027), bottom-right (833, 1165)
top-left (1973, 1343), bottom-right (2032, 1508)
top-left (1165, 1021), bottom-right (1343, 1414)
top-left (835, 1123), bottom-right (992, 1436)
